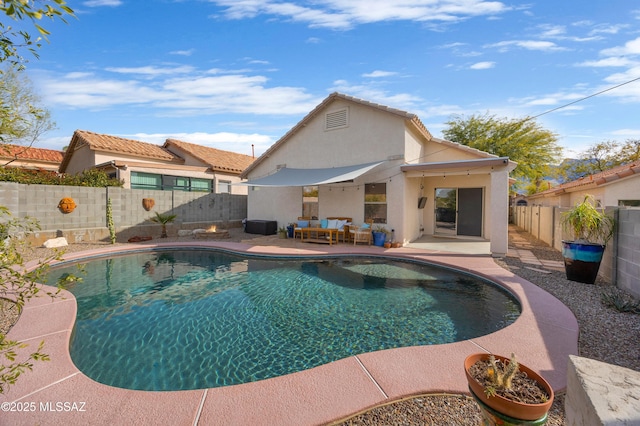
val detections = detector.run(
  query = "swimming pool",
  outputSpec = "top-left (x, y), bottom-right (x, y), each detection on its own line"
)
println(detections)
top-left (47, 249), bottom-right (520, 391)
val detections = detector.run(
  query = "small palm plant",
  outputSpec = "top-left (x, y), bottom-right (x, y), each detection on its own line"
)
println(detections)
top-left (561, 195), bottom-right (615, 245)
top-left (150, 212), bottom-right (177, 238)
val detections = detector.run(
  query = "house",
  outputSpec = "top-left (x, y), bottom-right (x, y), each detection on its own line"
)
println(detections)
top-left (525, 159), bottom-right (640, 208)
top-left (240, 93), bottom-right (516, 256)
top-left (59, 130), bottom-right (255, 194)
top-left (0, 144), bottom-right (64, 171)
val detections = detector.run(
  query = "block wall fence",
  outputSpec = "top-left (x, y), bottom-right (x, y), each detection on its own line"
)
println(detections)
top-left (512, 204), bottom-right (640, 298)
top-left (0, 182), bottom-right (247, 245)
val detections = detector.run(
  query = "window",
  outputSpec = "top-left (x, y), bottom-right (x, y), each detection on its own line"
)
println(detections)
top-left (619, 199), bottom-right (640, 207)
top-left (130, 172), bottom-right (211, 192)
top-left (217, 180), bottom-right (231, 194)
top-left (302, 186), bottom-right (319, 219)
top-left (131, 172), bottom-right (162, 190)
top-left (191, 178), bottom-right (212, 193)
top-left (364, 183), bottom-right (386, 224)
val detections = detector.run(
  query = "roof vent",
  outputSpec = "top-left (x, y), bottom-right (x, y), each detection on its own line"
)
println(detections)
top-left (325, 108), bottom-right (348, 130)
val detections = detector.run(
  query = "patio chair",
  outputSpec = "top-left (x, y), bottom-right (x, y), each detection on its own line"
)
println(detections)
top-left (352, 221), bottom-right (373, 245)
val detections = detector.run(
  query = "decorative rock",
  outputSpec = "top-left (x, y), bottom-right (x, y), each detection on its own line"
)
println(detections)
top-left (43, 237), bottom-right (68, 248)
top-left (177, 230), bottom-right (193, 237)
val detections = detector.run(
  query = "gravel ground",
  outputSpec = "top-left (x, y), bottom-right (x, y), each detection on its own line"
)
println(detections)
top-left (3, 226), bottom-right (639, 425)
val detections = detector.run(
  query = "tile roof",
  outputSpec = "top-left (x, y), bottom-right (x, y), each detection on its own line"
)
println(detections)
top-left (72, 130), bottom-right (180, 161)
top-left (529, 159), bottom-right (640, 198)
top-left (0, 144), bottom-right (64, 164)
top-left (165, 139), bottom-right (255, 174)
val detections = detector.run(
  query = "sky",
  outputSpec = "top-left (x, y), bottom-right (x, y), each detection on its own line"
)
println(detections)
top-left (14, 0), bottom-right (640, 159)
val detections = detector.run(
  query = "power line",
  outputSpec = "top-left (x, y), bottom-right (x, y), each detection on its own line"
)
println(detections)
top-left (531, 76), bottom-right (640, 119)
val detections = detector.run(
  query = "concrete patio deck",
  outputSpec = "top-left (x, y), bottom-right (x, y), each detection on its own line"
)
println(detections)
top-left (1, 239), bottom-right (578, 425)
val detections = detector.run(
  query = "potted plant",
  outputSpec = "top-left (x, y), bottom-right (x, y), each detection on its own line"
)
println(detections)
top-left (465, 353), bottom-right (554, 424)
top-left (150, 212), bottom-right (177, 238)
top-left (278, 226), bottom-right (288, 239)
top-left (372, 225), bottom-right (389, 247)
top-left (560, 195), bottom-right (615, 284)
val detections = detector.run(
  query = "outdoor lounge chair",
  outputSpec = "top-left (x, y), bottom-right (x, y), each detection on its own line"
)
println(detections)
top-left (351, 221), bottom-right (373, 245)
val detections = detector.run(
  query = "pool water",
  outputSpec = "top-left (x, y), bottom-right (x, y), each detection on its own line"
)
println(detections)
top-left (47, 250), bottom-right (520, 391)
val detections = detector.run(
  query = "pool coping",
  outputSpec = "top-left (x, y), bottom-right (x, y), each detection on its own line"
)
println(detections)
top-left (1, 241), bottom-right (579, 425)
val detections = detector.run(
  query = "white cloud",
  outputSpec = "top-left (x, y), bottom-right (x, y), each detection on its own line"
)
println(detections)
top-left (588, 24), bottom-right (629, 35)
top-left (485, 40), bottom-right (567, 52)
top-left (362, 70), bottom-right (398, 78)
top-left (211, 0), bottom-right (511, 29)
top-left (611, 128), bottom-right (640, 138)
top-left (105, 66), bottom-right (196, 76)
top-left (577, 57), bottom-right (637, 67)
top-left (601, 36), bottom-right (640, 56)
top-left (83, 0), bottom-right (122, 6)
top-left (36, 68), bottom-right (322, 115)
top-left (470, 61), bottom-right (495, 69)
top-left (170, 49), bottom-right (195, 57)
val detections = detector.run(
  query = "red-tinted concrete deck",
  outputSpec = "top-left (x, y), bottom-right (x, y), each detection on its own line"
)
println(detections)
top-left (1, 241), bottom-right (578, 425)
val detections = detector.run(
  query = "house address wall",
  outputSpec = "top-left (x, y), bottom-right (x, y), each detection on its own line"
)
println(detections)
top-left (0, 182), bottom-right (247, 245)
top-left (512, 204), bottom-right (640, 298)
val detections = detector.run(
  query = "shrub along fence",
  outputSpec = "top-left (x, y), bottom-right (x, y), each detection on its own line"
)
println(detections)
top-left (511, 204), bottom-right (640, 298)
top-left (0, 182), bottom-right (247, 245)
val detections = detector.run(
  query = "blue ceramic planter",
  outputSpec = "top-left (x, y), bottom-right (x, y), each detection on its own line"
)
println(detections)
top-left (562, 241), bottom-right (605, 284)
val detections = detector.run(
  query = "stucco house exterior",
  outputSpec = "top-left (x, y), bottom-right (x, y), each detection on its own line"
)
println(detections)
top-left (525, 159), bottom-right (640, 208)
top-left (1, 144), bottom-right (64, 171)
top-left (59, 130), bottom-right (255, 194)
top-left (240, 93), bottom-right (516, 256)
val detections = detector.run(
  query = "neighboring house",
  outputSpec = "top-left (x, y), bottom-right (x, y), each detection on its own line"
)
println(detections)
top-left (240, 92), bottom-right (516, 256)
top-left (59, 130), bottom-right (255, 194)
top-left (525, 159), bottom-right (640, 208)
top-left (0, 144), bottom-right (64, 171)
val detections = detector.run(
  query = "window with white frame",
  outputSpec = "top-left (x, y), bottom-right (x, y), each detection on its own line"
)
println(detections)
top-left (217, 180), bottom-right (232, 194)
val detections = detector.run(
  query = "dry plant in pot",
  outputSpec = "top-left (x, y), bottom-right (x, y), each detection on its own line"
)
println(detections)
top-left (464, 353), bottom-right (554, 424)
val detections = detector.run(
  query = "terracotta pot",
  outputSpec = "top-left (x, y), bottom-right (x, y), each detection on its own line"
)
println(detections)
top-left (142, 198), bottom-right (155, 211)
top-left (383, 242), bottom-right (391, 248)
top-left (391, 242), bottom-right (401, 248)
top-left (464, 353), bottom-right (554, 421)
top-left (58, 197), bottom-right (76, 214)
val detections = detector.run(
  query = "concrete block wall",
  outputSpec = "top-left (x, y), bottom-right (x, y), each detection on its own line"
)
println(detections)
top-left (0, 182), bottom-right (247, 244)
top-left (511, 204), bottom-right (639, 296)
top-left (616, 208), bottom-right (640, 298)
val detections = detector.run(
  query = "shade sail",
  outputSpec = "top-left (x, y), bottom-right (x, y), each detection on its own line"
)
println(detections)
top-left (240, 161), bottom-right (384, 187)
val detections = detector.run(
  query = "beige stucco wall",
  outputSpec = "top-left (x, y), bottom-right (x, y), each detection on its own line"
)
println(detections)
top-left (245, 98), bottom-right (510, 254)
top-left (65, 146), bottom-right (248, 194)
top-left (528, 175), bottom-right (640, 209)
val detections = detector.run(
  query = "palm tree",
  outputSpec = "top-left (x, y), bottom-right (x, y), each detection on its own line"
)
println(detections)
top-left (150, 212), bottom-right (177, 238)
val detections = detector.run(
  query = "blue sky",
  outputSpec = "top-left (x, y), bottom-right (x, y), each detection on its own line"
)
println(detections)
top-left (20, 0), bottom-right (640, 159)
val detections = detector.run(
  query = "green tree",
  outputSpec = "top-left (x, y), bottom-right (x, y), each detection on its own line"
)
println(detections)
top-left (0, 206), bottom-right (77, 393)
top-left (1, 64), bottom-right (55, 148)
top-left (442, 113), bottom-right (562, 187)
top-left (557, 138), bottom-right (640, 182)
top-left (1, 0), bottom-right (75, 66)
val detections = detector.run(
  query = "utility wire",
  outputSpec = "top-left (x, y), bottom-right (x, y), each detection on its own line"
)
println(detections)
top-left (530, 75), bottom-right (640, 119)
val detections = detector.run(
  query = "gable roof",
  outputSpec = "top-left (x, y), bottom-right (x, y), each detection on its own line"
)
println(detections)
top-left (59, 130), bottom-right (183, 172)
top-left (240, 92), bottom-right (496, 178)
top-left (529, 159), bottom-right (640, 198)
top-left (164, 139), bottom-right (255, 174)
top-left (1, 144), bottom-right (64, 165)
